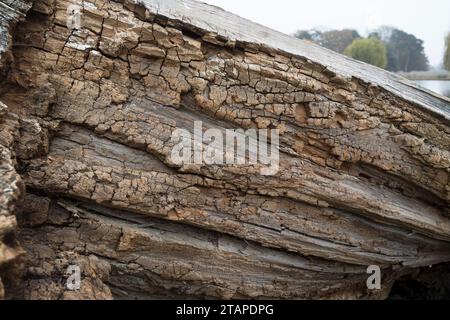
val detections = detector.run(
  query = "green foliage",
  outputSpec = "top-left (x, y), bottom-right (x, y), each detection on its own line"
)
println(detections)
top-left (444, 32), bottom-right (450, 71)
top-left (386, 28), bottom-right (429, 72)
top-left (368, 27), bottom-right (428, 72)
top-left (344, 38), bottom-right (388, 69)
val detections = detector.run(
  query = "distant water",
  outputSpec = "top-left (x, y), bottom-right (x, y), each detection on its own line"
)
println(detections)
top-left (415, 80), bottom-right (450, 98)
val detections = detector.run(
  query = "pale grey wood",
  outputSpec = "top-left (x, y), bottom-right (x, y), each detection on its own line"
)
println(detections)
top-left (136, 0), bottom-right (450, 120)
top-left (1, 0), bottom-right (449, 300)
top-left (0, 0), bottom-right (31, 56)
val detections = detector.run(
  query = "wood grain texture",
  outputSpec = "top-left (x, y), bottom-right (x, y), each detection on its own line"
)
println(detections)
top-left (0, 0), bottom-right (449, 299)
top-left (0, 0), bottom-right (31, 299)
top-left (136, 0), bottom-right (450, 119)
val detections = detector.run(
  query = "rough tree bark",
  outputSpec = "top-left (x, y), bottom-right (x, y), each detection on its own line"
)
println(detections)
top-left (0, 0), bottom-right (449, 299)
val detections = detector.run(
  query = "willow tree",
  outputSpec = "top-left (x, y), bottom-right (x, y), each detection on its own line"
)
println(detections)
top-left (344, 38), bottom-right (388, 69)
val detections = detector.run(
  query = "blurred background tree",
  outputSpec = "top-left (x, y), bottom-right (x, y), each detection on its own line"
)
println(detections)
top-left (344, 38), bottom-right (388, 69)
top-left (295, 29), bottom-right (360, 53)
top-left (322, 29), bottom-right (361, 53)
top-left (371, 27), bottom-right (429, 72)
top-left (296, 26), bottom-right (429, 72)
top-left (444, 32), bottom-right (450, 71)
top-left (294, 29), bottom-right (322, 43)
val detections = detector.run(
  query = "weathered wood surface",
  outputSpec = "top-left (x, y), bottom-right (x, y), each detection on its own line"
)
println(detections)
top-left (139, 0), bottom-right (450, 119)
top-left (0, 0), bottom-right (32, 70)
top-left (0, 0), bottom-right (31, 298)
top-left (0, 0), bottom-right (449, 299)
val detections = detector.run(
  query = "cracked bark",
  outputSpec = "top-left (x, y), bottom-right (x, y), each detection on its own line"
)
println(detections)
top-left (0, 0), bottom-right (449, 299)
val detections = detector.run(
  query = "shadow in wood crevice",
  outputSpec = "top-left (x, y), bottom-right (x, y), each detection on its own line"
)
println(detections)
top-left (389, 262), bottom-right (450, 300)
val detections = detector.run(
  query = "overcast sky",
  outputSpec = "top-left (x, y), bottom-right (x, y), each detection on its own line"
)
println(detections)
top-left (201, 0), bottom-right (450, 67)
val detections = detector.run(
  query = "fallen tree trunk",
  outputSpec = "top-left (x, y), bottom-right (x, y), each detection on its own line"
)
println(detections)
top-left (0, 0), bottom-right (449, 299)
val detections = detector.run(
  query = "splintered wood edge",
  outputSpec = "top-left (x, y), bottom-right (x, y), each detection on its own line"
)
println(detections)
top-left (135, 0), bottom-right (450, 121)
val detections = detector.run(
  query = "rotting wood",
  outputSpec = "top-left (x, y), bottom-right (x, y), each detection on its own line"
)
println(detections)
top-left (0, 0), bottom-right (449, 299)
